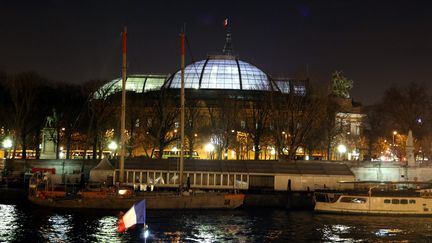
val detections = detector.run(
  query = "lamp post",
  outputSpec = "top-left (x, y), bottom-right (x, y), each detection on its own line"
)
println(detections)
top-left (337, 144), bottom-right (347, 161)
top-left (108, 141), bottom-right (118, 159)
top-left (2, 138), bottom-right (12, 159)
top-left (205, 143), bottom-right (214, 159)
top-left (392, 131), bottom-right (397, 161)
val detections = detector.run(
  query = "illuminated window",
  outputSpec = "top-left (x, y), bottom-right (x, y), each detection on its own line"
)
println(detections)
top-left (340, 197), bottom-right (367, 203)
top-left (275, 80), bottom-right (290, 93)
top-left (238, 61), bottom-right (270, 90)
top-left (95, 74), bottom-right (167, 99)
top-left (293, 85), bottom-right (306, 96)
top-left (170, 61), bottom-right (205, 89)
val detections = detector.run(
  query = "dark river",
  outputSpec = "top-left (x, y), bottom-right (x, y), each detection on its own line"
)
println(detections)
top-left (1, 201), bottom-right (432, 242)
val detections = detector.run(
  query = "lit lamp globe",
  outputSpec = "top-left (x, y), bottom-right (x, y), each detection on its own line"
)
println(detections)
top-left (205, 143), bottom-right (215, 159)
top-left (205, 143), bottom-right (214, 152)
top-left (338, 144), bottom-right (347, 160)
top-left (337, 144), bottom-right (347, 160)
top-left (2, 138), bottom-right (12, 149)
top-left (337, 144), bottom-right (347, 154)
top-left (2, 138), bottom-right (12, 159)
top-left (108, 141), bottom-right (118, 150)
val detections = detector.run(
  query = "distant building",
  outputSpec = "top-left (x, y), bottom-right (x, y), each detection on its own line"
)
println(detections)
top-left (95, 31), bottom-right (308, 160)
top-left (333, 97), bottom-right (366, 160)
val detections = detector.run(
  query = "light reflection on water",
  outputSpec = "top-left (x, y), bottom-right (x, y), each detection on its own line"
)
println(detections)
top-left (0, 204), bottom-right (18, 242)
top-left (42, 214), bottom-right (72, 242)
top-left (92, 216), bottom-right (125, 243)
top-left (1, 203), bottom-right (432, 242)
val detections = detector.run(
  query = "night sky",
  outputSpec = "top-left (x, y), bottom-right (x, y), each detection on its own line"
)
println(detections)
top-left (1, 0), bottom-right (432, 105)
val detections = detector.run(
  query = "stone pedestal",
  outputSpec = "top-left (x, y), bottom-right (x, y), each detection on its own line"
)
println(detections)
top-left (40, 128), bottom-right (57, 159)
top-left (406, 130), bottom-right (415, 167)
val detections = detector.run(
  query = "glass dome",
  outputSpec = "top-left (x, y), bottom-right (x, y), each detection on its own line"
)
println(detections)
top-left (164, 56), bottom-right (279, 92)
top-left (95, 74), bottom-right (168, 99)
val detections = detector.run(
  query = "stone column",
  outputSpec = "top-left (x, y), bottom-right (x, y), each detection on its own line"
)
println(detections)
top-left (406, 130), bottom-right (415, 167)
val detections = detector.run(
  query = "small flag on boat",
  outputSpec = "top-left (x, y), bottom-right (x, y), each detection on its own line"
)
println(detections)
top-left (117, 199), bottom-right (146, 232)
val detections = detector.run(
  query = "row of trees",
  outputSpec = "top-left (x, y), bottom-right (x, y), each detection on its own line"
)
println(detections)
top-left (364, 82), bottom-right (432, 161)
top-left (0, 71), bottom-right (109, 160)
top-left (1, 70), bottom-right (430, 161)
top-left (91, 75), bottom-right (432, 162)
top-left (0, 70), bottom-right (338, 161)
top-left (106, 73), bottom-right (353, 161)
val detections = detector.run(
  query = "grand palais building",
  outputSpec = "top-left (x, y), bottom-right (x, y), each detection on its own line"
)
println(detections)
top-left (95, 32), bottom-right (340, 161)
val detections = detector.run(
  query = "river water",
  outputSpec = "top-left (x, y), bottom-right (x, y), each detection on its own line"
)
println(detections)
top-left (1, 201), bottom-right (432, 242)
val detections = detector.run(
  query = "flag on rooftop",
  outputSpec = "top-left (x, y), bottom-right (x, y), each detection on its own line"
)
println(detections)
top-left (117, 199), bottom-right (146, 233)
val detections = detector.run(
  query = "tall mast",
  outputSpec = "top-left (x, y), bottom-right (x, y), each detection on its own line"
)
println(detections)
top-left (119, 26), bottom-right (127, 183)
top-left (179, 30), bottom-right (185, 192)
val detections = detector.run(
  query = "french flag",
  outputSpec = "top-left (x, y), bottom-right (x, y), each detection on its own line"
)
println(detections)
top-left (117, 200), bottom-right (146, 233)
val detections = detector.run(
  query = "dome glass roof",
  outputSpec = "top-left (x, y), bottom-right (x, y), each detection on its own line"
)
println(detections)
top-left (165, 56), bottom-right (277, 91)
top-left (94, 74), bottom-right (168, 99)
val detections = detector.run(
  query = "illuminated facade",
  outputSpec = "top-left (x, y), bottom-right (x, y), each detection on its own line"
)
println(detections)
top-left (332, 97), bottom-right (366, 161)
top-left (96, 74), bottom-right (168, 99)
top-left (95, 31), bottom-right (313, 160)
top-left (98, 57), bottom-right (304, 97)
top-left (166, 55), bottom-right (277, 91)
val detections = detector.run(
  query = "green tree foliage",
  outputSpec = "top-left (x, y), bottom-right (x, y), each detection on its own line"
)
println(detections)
top-left (331, 71), bottom-right (353, 99)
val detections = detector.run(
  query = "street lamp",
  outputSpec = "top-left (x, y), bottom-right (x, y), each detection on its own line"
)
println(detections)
top-left (392, 131), bottom-right (397, 160)
top-left (108, 141), bottom-right (118, 150)
top-left (108, 141), bottom-right (118, 158)
top-left (337, 144), bottom-right (347, 160)
top-left (2, 138), bottom-right (12, 159)
top-left (205, 143), bottom-right (215, 159)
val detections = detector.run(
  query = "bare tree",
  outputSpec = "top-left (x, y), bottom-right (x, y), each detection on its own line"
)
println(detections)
top-left (271, 87), bottom-right (324, 160)
top-left (7, 72), bottom-right (45, 159)
top-left (242, 92), bottom-right (272, 160)
top-left (0, 72), bottom-right (12, 145)
top-left (380, 82), bottom-right (430, 139)
top-left (185, 99), bottom-right (203, 159)
top-left (138, 90), bottom-right (179, 158)
top-left (86, 79), bottom-right (117, 160)
top-left (363, 104), bottom-right (387, 160)
top-left (206, 93), bottom-right (240, 160)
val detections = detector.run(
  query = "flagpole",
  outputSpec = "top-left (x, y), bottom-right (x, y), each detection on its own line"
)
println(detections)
top-left (119, 26), bottom-right (127, 183)
top-left (179, 27), bottom-right (185, 193)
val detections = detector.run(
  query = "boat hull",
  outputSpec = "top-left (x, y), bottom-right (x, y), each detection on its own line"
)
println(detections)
top-left (28, 192), bottom-right (244, 210)
top-left (315, 193), bottom-right (432, 215)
